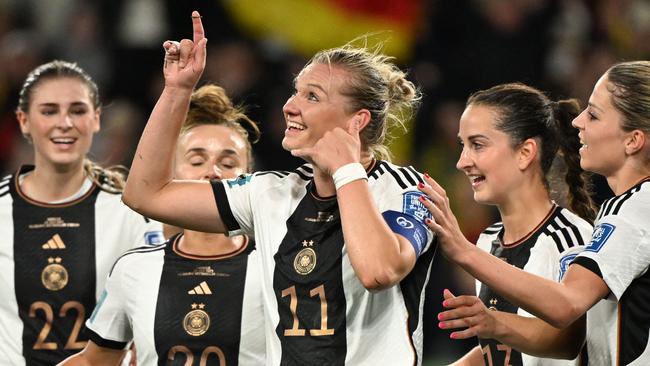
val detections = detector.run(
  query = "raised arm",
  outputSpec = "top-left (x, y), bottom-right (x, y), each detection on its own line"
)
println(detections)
top-left (439, 290), bottom-right (585, 360)
top-left (418, 175), bottom-right (609, 328)
top-left (123, 12), bottom-right (225, 233)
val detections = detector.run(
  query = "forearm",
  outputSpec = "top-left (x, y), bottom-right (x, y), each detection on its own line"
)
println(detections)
top-left (493, 312), bottom-right (585, 359)
top-left (458, 247), bottom-right (581, 327)
top-left (450, 346), bottom-right (484, 366)
top-left (337, 180), bottom-right (414, 290)
top-left (123, 86), bottom-right (193, 210)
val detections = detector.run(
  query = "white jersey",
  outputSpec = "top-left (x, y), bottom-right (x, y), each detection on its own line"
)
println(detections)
top-left (0, 166), bottom-right (163, 366)
top-left (85, 234), bottom-right (266, 365)
top-left (572, 177), bottom-right (650, 366)
top-left (211, 161), bottom-right (436, 366)
top-left (475, 205), bottom-right (593, 366)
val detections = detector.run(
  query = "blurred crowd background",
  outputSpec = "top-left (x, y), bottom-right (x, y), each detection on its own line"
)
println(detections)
top-left (1, 0), bottom-right (648, 364)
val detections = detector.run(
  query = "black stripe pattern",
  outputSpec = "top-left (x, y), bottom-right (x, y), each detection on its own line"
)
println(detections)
top-left (368, 161), bottom-right (422, 189)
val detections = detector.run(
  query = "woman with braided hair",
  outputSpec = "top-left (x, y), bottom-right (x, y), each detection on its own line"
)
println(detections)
top-left (427, 83), bottom-right (597, 365)
top-left (422, 62), bottom-right (650, 365)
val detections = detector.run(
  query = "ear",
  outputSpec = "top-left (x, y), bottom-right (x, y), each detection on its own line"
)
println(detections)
top-left (624, 130), bottom-right (646, 156)
top-left (92, 107), bottom-right (101, 133)
top-left (16, 110), bottom-right (30, 135)
top-left (517, 138), bottom-right (538, 171)
top-left (349, 109), bottom-right (371, 131)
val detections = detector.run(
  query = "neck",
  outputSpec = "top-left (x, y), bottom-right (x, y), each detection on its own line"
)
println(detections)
top-left (178, 230), bottom-right (245, 256)
top-left (312, 152), bottom-right (374, 197)
top-left (21, 161), bottom-right (87, 202)
top-left (606, 163), bottom-right (650, 195)
top-left (497, 184), bottom-right (554, 244)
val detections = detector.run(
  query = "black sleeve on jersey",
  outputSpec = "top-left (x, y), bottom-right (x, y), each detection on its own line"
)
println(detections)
top-left (571, 257), bottom-right (603, 279)
top-left (85, 327), bottom-right (128, 350)
top-left (210, 179), bottom-right (241, 232)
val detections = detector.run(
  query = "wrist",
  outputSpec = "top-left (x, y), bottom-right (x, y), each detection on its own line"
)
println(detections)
top-left (332, 163), bottom-right (367, 190)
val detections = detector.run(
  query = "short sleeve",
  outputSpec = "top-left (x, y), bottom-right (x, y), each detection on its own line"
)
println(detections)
top-left (210, 175), bottom-right (255, 236)
top-left (85, 262), bottom-right (132, 349)
top-left (377, 182), bottom-right (434, 257)
top-left (575, 215), bottom-right (650, 300)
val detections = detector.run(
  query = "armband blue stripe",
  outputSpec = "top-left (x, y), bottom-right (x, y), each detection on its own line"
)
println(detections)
top-left (382, 210), bottom-right (428, 257)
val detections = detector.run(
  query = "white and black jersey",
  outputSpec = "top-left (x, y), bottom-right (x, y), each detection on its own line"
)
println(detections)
top-left (572, 177), bottom-right (650, 366)
top-left (0, 166), bottom-right (164, 366)
top-left (211, 161), bottom-right (436, 366)
top-left (85, 234), bottom-right (266, 365)
top-left (475, 205), bottom-right (593, 366)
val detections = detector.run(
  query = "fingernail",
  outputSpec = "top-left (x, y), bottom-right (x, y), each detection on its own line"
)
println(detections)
top-left (418, 182), bottom-right (424, 189)
top-left (442, 300), bottom-right (448, 307)
top-left (437, 313), bottom-right (443, 321)
top-left (425, 218), bottom-right (432, 225)
top-left (438, 322), bottom-right (445, 329)
top-left (424, 172), bottom-right (430, 178)
top-left (419, 195), bottom-right (426, 202)
top-left (450, 333), bottom-right (456, 339)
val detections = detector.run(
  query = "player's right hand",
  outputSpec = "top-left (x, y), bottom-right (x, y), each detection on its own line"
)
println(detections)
top-left (162, 10), bottom-right (207, 90)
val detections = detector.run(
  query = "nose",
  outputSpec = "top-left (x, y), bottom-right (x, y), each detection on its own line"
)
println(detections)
top-left (205, 164), bottom-right (222, 180)
top-left (456, 147), bottom-right (472, 171)
top-left (57, 115), bottom-right (74, 130)
top-left (572, 109), bottom-right (585, 130)
top-left (282, 95), bottom-right (299, 118)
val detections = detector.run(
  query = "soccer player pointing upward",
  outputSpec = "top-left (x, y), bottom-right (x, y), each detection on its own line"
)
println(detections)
top-left (123, 11), bottom-right (437, 366)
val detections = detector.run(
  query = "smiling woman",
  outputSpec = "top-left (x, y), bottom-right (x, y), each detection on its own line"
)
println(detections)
top-left (420, 62), bottom-right (650, 365)
top-left (122, 11), bottom-right (438, 366)
top-left (0, 60), bottom-right (163, 365)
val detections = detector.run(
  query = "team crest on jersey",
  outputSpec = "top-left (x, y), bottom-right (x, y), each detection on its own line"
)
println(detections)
top-left (586, 223), bottom-right (615, 253)
top-left (41, 257), bottom-right (68, 291)
top-left (294, 240), bottom-right (316, 275)
top-left (226, 174), bottom-right (252, 188)
top-left (402, 192), bottom-right (432, 223)
top-left (183, 303), bottom-right (210, 336)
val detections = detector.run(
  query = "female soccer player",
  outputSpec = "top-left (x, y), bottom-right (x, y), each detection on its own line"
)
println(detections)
top-left (0, 60), bottom-right (163, 365)
top-left (425, 83), bottom-right (596, 365)
top-left (123, 12), bottom-right (436, 365)
top-left (421, 61), bottom-right (650, 365)
top-left (60, 84), bottom-right (266, 365)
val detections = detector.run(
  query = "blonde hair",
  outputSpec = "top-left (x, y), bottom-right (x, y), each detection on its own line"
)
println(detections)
top-left (307, 42), bottom-right (421, 161)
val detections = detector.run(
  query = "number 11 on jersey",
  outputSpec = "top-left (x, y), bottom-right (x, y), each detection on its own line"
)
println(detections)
top-left (281, 284), bottom-right (334, 336)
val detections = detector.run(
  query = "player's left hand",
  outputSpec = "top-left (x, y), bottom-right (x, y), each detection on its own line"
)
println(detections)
top-left (438, 289), bottom-right (499, 340)
top-left (291, 118), bottom-right (362, 176)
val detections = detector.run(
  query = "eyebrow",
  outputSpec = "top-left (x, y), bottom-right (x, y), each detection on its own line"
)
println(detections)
top-left (588, 102), bottom-right (603, 113)
top-left (37, 102), bottom-right (89, 107)
top-left (185, 147), bottom-right (240, 157)
top-left (307, 83), bottom-right (328, 95)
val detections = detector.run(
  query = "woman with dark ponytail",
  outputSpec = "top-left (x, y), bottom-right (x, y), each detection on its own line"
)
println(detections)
top-left (427, 83), bottom-right (596, 365)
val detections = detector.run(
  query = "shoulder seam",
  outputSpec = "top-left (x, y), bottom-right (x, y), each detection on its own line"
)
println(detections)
top-left (109, 244), bottom-right (165, 276)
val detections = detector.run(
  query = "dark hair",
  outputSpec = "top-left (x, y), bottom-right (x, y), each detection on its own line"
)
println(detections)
top-left (17, 60), bottom-right (126, 192)
top-left (467, 83), bottom-right (596, 222)
top-left (605, 61), bottom-right (650, 134)
top-left (182, 84), bottom-right (260, 170)
top-left (307, 43), bottom-right (421, 161)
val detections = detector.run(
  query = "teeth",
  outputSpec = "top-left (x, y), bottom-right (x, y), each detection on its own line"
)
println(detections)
top-left (52, 138), bottom-right (75, 144)
top-left (287, 121), bottom-right (305, 131)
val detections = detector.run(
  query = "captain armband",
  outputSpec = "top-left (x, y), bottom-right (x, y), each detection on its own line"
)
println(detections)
top-left (382, 210), bottom-right (429, 257)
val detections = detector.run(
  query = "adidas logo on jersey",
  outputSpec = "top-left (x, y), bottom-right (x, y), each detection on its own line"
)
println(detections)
top-left (42, 234), bottom-right (66, 250)
top-left (188, 281), bottom-right (213, 295)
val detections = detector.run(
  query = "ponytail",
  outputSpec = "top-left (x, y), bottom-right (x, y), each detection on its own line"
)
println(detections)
top-left (551, 100), bottom-right (597, 222)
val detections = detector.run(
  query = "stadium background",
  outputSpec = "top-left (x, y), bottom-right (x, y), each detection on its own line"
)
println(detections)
top-left (0, 0), bottom-right (648, 363)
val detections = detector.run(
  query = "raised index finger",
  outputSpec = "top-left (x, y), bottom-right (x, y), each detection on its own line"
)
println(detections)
top-left (191, 11), bottom-right (205, 43)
